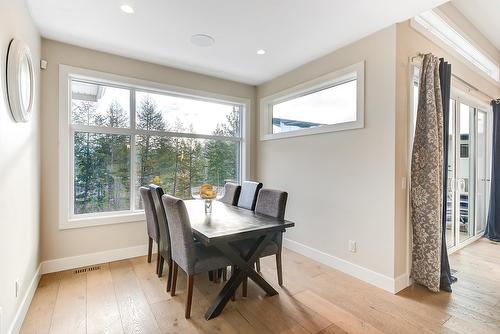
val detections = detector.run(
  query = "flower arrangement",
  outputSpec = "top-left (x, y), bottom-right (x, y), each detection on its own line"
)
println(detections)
top-left (200, 184), bottom-right (217, 214)
top-left (200, 184), bottom-right (217, 200)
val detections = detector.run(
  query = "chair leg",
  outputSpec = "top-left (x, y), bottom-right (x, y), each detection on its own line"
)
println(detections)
top-left (158, 256), bottom-right (164, 278)
top-left (222, 268), bottom-right (227, 281)
top-left (171, 262), bottom-right (178, 297)
top-left (156, 242), bottom-right (161, 274)
top-left (147, 237), bottom-right (153, 263)
top-left (185, 275), bottom-right (194, 319)
top-left (208, 271), bottom-right (214, 282)
top-left (255, 258), bottom-right (261, 272)
top-left (231, 266), bottom-right (236, 301)
top-left (276, 253), bottom-right (283, 286)
top-left (242, 276), bottom-right (248, 297)
top-left (166, 258), bottom-right (173, 292)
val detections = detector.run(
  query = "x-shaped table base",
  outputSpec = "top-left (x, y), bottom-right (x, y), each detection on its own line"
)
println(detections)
top-left (204, 233), bottom-right (278, 320)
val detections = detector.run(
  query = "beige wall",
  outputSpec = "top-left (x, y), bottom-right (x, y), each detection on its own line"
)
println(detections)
top-left (40, 39), bottom-right (256, 262)
top-left (438, 2), bottom-right (500, 65)
top-left (257, 26), bottom-right (398, 278)
top-left (0, 0), bottom-right (41, 332)
top-left (394, 21), bottom-right (500, 277)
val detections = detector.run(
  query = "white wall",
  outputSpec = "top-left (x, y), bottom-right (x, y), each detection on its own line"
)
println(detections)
top-left (257, 26), bottom-right (398, 285)
top-left (0, 0), bottom-right (41, 333)
top-left (40, 40), bottom-right (256, 263)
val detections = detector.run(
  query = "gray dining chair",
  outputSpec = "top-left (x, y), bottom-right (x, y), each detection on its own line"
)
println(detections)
top-left (236, 188), bottom-right (288, 295)
top-left (149, 184), bottom-right (173, 291)
top-left (139, 187), bottom-right (160, 272)
top-left (162, 194), bottom-right (233, 318)
top-left (237, 181), bottom-right (263, 211)
top-left (219, 182), bottom-right (241, 206)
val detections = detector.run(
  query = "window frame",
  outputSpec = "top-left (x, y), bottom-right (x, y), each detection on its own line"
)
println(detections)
top-left (259, 61), bottom-right (364, 141)
top-left (411, 9), bottom-right (500, 84)
top-left (59, 65), bottom-right (250, 230)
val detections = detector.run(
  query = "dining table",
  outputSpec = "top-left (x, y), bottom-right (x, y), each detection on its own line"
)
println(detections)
top-left (184, 199), bottom-right (295, 320)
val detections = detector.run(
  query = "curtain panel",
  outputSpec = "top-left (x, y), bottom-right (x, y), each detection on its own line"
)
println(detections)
top-left (485, 100), bottom-right (500, 242)
top-left (439, 59), bottom-right (456, 292)
top-left (410, 54), bottom-right (444, 292)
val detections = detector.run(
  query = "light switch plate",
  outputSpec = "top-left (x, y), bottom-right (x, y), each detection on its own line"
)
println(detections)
top-left (349, 240), bottom-right (357, 253)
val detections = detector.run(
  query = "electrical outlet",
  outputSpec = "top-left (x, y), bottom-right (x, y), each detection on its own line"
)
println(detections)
top-left (349, 240), bottom-right (357, 253)
top-left (15, 279), bottom-right (20, 298)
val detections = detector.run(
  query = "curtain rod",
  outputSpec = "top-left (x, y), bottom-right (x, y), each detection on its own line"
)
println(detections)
top-left (451, 74), bottom-right (498, 103)
top-left (410, 53), bottom-right (499, 104)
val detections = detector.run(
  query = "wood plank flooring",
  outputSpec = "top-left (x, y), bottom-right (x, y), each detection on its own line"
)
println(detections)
top-left (21, 238), bottom-right (500, 333)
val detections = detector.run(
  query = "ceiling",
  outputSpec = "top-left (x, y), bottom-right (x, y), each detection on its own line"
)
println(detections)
top-left (452, 0), bottom-right (500, 52)
top-left (27, 0), bottom-right (447, 85)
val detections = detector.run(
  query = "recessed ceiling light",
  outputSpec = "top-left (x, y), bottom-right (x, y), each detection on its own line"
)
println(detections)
top-left (190, 34), bottom-right (215, 47)
top-left (120, 4), bottom-right (134, 14)
top-left (256, 49), bottom-right (266, 55)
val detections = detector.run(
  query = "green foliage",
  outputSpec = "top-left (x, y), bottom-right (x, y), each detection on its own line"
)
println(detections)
top-left (73, 101), bottom-right (130, 214)
top-left (73, 96), bottom-right (240, 214)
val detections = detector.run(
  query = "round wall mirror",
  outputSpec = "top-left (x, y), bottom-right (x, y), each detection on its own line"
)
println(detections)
top-left (6, 39), bottom-right (35, 122)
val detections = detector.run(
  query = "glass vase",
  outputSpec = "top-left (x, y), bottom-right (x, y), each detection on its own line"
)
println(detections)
top-left (204, 199), bottom-right (213, 214)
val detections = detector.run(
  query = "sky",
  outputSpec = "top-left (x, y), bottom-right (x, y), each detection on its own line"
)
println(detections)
top-left (72, 80), bottom-right (239, 136)
top-left (273, 80), bottom-right (357, 126)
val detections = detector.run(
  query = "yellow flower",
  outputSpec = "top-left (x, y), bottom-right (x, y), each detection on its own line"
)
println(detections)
top-left (152, 176), bottom-right (161, 185)
top-left (200, 184), bottom-right (216, 199)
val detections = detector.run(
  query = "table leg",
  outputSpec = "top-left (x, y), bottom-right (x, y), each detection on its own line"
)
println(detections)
top-left (204, 233), bottom-right (277, 320)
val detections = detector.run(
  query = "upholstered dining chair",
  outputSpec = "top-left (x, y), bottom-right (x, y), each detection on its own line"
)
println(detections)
top-left (237, 181), bottom-right (263, 211)
top-left (219, 182), bottom-right (241, 206)
top-left (139, 187), bottom-right (160, 272)
top-left (149, 184), bottom-right (173, 290)
top-left (162, 195), bottom-right (233, 318)
top-left (236, 188), bottom-right (288, 296)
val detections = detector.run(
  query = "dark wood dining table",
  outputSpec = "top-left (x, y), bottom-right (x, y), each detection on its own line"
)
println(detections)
top-left (184, 199), bottom-right (295, 320)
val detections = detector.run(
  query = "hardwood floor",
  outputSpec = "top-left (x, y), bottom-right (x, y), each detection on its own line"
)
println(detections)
top-left (21, 238), bottom-right (500, 333)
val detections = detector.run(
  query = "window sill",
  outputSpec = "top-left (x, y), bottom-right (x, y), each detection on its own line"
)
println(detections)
top-left (60, 212), bottom-right (146, 230)
top-left (261, 120), bottom-right (364, 141)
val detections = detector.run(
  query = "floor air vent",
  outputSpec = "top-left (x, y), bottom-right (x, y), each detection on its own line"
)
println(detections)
top-left (74, 265), bottom-right (101, 274)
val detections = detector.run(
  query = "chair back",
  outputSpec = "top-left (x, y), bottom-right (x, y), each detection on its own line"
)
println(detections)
top-left (140, 187), bottom-right (159, 242)
top-left (237, 181), bottom-right (263, 210)
top-left (255, 189), bottom-right (288, 220)
top-left (149, 184), bottom-right (171, 259)
top-left (255, 188), bottom-right (288, 248)
top-left (219, 182), bottom-right (241, 206)
top-left (162, 195), bottom-right (196, 274)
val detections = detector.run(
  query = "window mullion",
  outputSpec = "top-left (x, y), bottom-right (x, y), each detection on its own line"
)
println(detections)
top-left (130, 88), bottom-right (137, 212)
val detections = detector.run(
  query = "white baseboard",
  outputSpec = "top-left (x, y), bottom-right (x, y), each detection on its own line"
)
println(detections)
top-left (394, 273), bottom-right (412, 293)
top-left (41, 244), bottom-right (150, 274)
top-left (8, 264), bottom-right (41, 334)
top-left (283, 238), bottom-right (409, 294)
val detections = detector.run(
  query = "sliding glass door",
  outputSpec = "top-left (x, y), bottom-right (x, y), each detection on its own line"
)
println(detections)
top-left (409, 64), bottom-right (491, 251)
top-left (475, 110), bottom-right (488, 234)
top-left (446, 98), bottom-right (489, 249)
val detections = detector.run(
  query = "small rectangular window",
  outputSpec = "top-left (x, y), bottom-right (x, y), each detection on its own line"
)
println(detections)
top-left (272, 80), bottom-right (357, 134)
top-left (260, 62), bottom-right (364, 140)
top-left (460, 143), bottom-right (469, 158)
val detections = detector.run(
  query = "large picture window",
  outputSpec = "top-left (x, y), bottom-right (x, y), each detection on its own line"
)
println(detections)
top-left (60, 66), bottom-right (247, 228)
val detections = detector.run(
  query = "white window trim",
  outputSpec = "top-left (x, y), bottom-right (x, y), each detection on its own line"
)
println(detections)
top-left (59, 64), bottom-right (251, 230)
top-left (259, 61), bottom-right (364, 141)
top-left (410, 9), bottom-right (500, 85)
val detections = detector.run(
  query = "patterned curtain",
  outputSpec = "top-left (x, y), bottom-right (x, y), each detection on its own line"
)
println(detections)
top-left (410, 54), bottom-right (444, 292)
